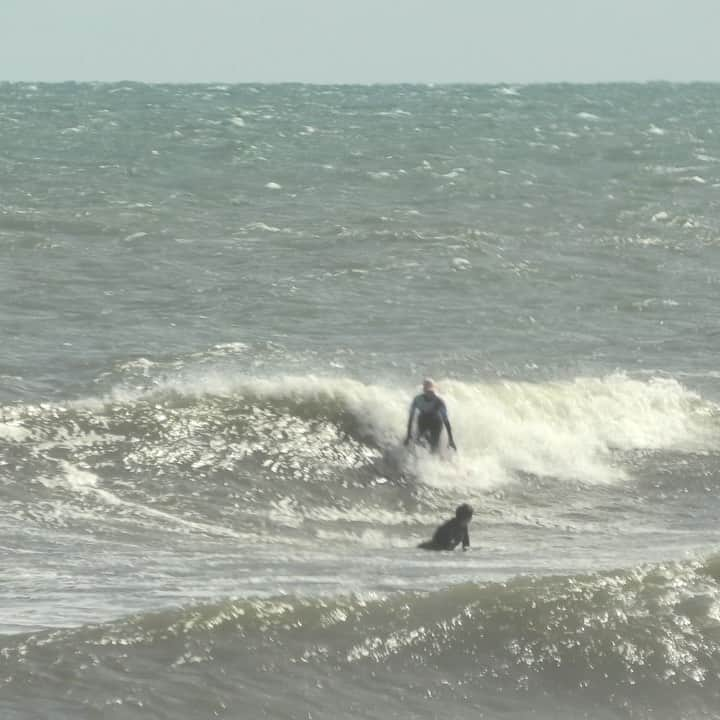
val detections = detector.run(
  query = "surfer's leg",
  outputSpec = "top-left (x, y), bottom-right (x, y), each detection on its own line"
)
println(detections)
top-left (427, 420), bottom-right (442, 453)
top-left (416, 415), bottom-right (431, 448)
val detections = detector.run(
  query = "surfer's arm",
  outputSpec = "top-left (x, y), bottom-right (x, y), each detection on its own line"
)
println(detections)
top-left (404, 400), bottom-right (417, 444)
top-left (462, 527), bottom-right (470, 550)
top-left (439, 401), bottom-right (456, 450)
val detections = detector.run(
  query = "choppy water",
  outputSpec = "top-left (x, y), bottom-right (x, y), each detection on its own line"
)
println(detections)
top-left (2, 82), bottom-right (720, 719)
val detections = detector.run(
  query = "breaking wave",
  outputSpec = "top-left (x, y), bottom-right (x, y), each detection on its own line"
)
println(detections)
top-left (2, 370), bottom-right (716, 492)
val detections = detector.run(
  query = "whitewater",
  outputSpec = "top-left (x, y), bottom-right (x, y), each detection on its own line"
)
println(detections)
top-left (2, 82), bottom-right (720, 719)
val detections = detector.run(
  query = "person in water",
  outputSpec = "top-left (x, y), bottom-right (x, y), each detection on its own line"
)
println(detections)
top-left (418, 503), bottom-right (473, 551)
top-left (404, 378), bottom-right (456, 453)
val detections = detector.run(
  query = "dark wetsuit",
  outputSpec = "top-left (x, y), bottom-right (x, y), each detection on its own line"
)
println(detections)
top-left (407, 392), bottom-right (454, 452)
top-left (418, 516), bottom-right (470, 551)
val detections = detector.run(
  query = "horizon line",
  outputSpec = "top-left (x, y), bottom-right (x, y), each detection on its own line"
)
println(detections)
top-left (2, 78), bottom-right (720, 87)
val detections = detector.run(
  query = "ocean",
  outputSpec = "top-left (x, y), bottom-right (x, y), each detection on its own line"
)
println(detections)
top-left (2, 82), bottom-right (720, 719)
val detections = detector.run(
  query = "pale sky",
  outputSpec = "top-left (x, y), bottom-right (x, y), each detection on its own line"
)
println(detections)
top-left (2, 0), bottom-right (720, 84)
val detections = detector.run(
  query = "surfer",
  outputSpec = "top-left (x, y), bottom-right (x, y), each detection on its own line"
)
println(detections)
top-left (418, 503), bottom-right (473, 551)
top-left (403, 378), bottom-right (457, 453)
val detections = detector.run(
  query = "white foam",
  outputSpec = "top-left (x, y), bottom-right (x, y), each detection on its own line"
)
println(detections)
top-left (45, 461), bottom-right (244, 539)
top-left (631, 236), bottom-right (663, 247)
top-left (119, 357), bottom-right (156, 373)
top-left (452, 257), bottom-right (471, 271)
top-left (123, 231), bottom-right (148, 242)
top-left (265, 182), bottom-right (282, 190)
top-left (123, 371), bottom-right (718, 489)
top-left (31, 364), bottom-right (710, 512)
top-left (210, 342), bottom-right (248, 353)
top-left (376, 109), bottom-right (411, 117)
top-left (441, 374), bottom-right (714, 485)
top-left (0, 422), bottom-right (30, 442)
top-left (247, 222), bottom-right (282, 233)
top-left (230, 117), bottom-right (245, 127)
top-left (312, 527), bottom-right (415, 549)
top-left (261, 496), bottom-right (439, 536)
top-left (368, 171), bottom-right (393, 180)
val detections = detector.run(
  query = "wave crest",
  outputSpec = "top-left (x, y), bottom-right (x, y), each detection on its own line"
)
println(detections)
top-left (3, 371), bottom-right (716, 492)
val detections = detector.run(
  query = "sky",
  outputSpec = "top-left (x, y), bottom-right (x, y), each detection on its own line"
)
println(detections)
top-left (2, 0), bottom-right (720, 84)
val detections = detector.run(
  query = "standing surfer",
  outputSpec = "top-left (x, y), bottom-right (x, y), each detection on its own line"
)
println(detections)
top-left (404, 378), bottom-right (457, 453)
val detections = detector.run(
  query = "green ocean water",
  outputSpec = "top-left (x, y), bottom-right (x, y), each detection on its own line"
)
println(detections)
top-left (2, 83), bottom-right (720, 719)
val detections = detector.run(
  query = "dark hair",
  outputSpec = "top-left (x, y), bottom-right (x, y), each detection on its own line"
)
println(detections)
top-left (455, 503), bottom-right (473, 519)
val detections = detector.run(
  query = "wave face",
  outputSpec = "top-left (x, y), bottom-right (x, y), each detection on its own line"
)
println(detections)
top-left (3, 557), bottom-right (720, 719)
